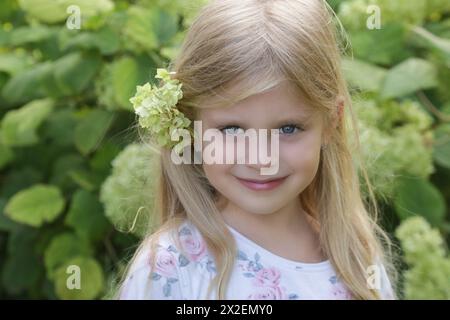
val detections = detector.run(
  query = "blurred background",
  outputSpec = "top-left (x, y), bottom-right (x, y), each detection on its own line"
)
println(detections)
top-left (0, 0), bottom-right (449, 300)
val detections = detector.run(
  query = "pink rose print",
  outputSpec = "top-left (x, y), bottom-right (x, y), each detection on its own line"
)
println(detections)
top-left (237, 251), bottom-right (298, 300)
top-left (329, 275), bottom-right (353, 300)
top-left (252, 267), bottom-right (281, 287)
top-left (331, 285), bottom-right (353, 300)
top-left (153, 249), bottom-right (177, 277)
top-left (248, 285), bottom-right (286, 299)
top-left (332, 286), bottom-right (352, 300)
top-left (180, 231), bottom-right (207, 262)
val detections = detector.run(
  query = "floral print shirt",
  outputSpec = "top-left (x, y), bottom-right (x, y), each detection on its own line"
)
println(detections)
top-left (119, 220), bottom-right (394, 300)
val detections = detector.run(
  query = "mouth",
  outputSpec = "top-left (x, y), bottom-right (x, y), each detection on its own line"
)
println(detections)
top-left (235, 176), bottom-right (288, 191)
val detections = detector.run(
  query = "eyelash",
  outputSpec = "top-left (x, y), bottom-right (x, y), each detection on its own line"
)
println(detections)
top-left (218, 124), bottom-right (304, 135)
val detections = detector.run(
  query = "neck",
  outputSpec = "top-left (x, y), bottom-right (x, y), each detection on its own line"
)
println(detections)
top-left (219, 197), bottom-right (312, 239)
top-left (218, 196), bottom-right (325, 263)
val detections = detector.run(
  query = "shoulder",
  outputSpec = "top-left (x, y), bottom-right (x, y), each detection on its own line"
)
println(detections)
top-left (119, 220), bottom-right (214, 300)
top-left (118, 222), bottom-right (186, 300)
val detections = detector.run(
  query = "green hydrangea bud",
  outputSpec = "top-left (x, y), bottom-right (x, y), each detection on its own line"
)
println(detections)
top-left (130, 68), bottom-right (192, 149)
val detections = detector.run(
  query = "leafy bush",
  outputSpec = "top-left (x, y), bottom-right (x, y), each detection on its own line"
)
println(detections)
top-left (336, 0), bottom-right (450, 298)
top-left (396, 216), bottom-right (450, 299)
top-left (0, 0), bottom-right (449, 299)
top-left (0, 0), bottom-right (205, 299)
top-left (100, 143), bottom-right (160, 238)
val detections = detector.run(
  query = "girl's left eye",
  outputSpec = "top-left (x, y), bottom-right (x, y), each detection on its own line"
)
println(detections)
top-left (279, 124), bottom-right (301, 135)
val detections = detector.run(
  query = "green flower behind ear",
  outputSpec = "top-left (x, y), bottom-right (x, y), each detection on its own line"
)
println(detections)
top-left (130, 68), bottom-right (191, 148)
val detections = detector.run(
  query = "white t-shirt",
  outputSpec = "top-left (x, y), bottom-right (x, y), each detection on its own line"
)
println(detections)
top-left (119, 220), bottom-right (395, 300)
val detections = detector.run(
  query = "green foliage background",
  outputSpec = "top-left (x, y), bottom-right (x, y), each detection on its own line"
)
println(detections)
top-left (0, 0), bottom-right (449, 299)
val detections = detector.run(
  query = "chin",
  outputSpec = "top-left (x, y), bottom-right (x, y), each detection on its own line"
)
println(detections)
top-left (228, 197), bottom-right (287, 215)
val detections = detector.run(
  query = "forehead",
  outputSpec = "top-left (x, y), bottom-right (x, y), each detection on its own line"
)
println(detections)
top-left (198, 82), bottom-right (317, 122)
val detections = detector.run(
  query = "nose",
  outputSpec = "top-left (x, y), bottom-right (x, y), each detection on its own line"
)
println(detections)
top-left (236, 131), bottom-right (280, 175)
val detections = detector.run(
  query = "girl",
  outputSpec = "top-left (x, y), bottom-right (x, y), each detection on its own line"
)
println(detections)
top-left (118, 0), bottom-right (396, 300)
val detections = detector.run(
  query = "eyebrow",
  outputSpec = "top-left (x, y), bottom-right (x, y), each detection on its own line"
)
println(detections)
top-left (206, 112), bottom-right (315, 128)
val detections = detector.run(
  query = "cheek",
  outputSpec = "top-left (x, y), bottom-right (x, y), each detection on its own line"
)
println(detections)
top-left (202, 163), bottom-right (233, 189)
top-left (280, 135), bottom-right (322, 174)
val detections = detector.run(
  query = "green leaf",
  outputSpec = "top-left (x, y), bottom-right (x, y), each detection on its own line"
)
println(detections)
top-left (50, 154), bottom-right (85, 192)
top-left (68, 169), bottom-right (103, 191)
top-left (350, 23), bottom-right (409, 65)
top-left (393, 177), bottom-right (446, 226)
top-left (18, 0), bottom-right (71, 23)
top-left (0, 0), bottom-right (18, 21)
top-left (111, 56), bottom-right (146, 110)
top-left (8, 25), bottom-right (54, 46)
top-left (89, 142), bottom-right (121, 173)
top-left (44, 233), bottom-right (92, 279)
top-left (5, 184), bottom-right (65, 227)
top-left (1, 62), bottom-right (53, 104)
top-left (53, 52), bottom-right (101, 95)
top-left (342, 58), bottom-right (387, 92)
top-left (96, 55), bottom-right (155, 111)
top-left (95, 55), bottom-right (156, 111)
top-left (125, 6), bottom-right (178, 51)
top-left (125, 6), bottom-right (158, 51)
top-left (18, 0), bottom-right (114, 24)
top-left (0, 142), bottom-right (14, 169)
top-left (152, 9), bottom-right (179, 46)
top-left (0, 198), bottom-right (20, 232)
top-left (42, 109), bottom-right (77, 147)
top-left (412, 26), bottom-right (450, 59)
top-left (65, 190), bottom-right (110, 243)
top-left (381, 58), bottom-right (438, 99)
top-left (433, 123), bottom-right (450, 169)
top-left (0, 98), bottom-right (55, 146)
top-left (0, 71), bottom-right (8, 91)
top-left (0, 52), bottom-right (31, 75)
top-left (74, 109), bottom-right (114, 155)
top-left (54, 256), bottom-right (105, 300)
top-left (61, 27), bottom-right (120, 55)
top-left (11, 144), bottom-right (62, 180)
top-left (0, 167), bottom-right (43, 199)
top-left (1, 227), bottom-right (42, 295)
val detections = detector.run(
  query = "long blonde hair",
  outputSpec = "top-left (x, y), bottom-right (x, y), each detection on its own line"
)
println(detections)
top-left (119, 0), bottom-right (397, 300)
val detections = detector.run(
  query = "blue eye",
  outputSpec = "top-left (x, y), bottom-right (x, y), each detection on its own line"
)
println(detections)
top-left (279, 124), bottom-right (301, 135)
top-left (219, 124), bottom-right (303, 135)
top-left (220, 125), bottom-right (245, 135)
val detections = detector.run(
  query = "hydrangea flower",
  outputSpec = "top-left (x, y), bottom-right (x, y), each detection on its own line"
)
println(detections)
top-left (351, 98), bottom-right (434, 199)
top-left (129, 68), bottom-right (191, 148)
top-left (395, 216), bottom-right (450, 299)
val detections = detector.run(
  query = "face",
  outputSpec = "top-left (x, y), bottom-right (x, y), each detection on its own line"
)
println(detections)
top-left (198, 82), bottom-right (326, 215)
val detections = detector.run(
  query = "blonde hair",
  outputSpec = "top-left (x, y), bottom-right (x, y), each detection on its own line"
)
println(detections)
top-left (118, 0), bottom-right (398, 300)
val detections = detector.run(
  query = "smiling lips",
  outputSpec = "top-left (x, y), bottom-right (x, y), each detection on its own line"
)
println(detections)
top-left (236, 176), bottom-right (288, 191)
